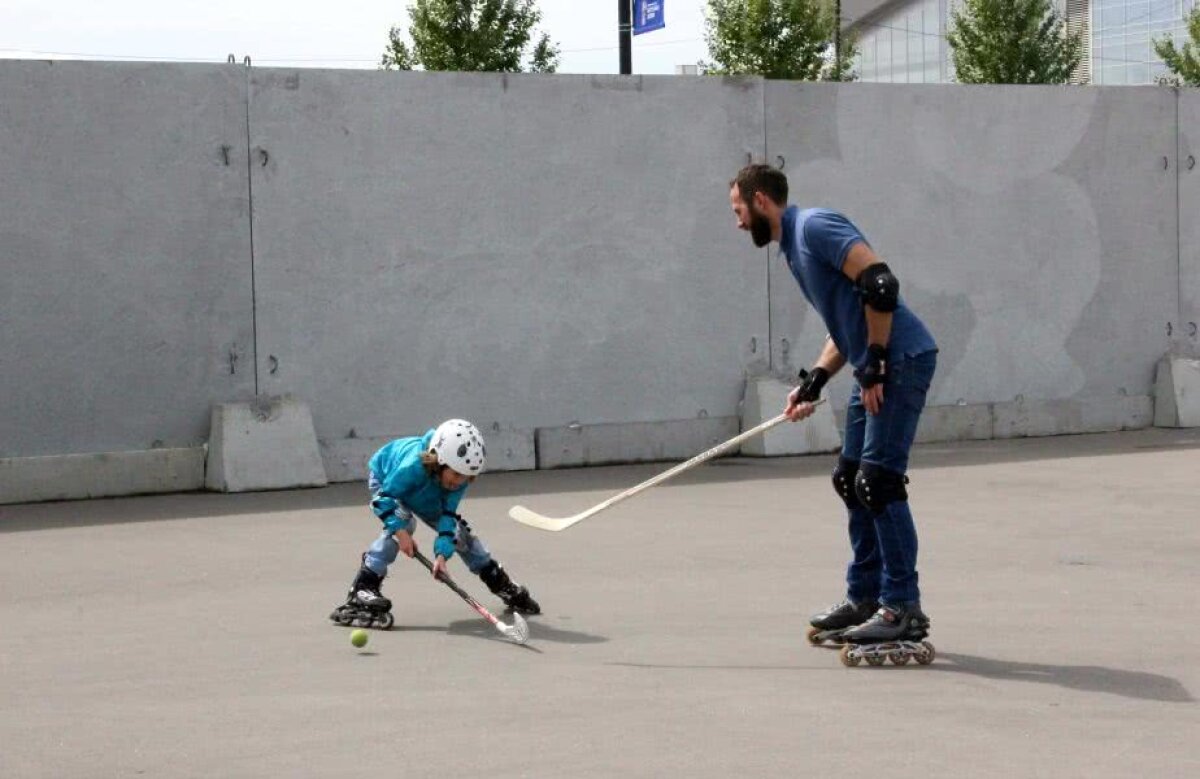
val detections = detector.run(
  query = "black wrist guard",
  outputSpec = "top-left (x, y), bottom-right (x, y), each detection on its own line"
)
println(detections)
top-left (795, 366), bottom-right (830, 403)
top-left (854, 344), bottom-right (888, 388)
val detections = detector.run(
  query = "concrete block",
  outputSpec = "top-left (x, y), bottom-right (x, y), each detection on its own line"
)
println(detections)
top-left (993, 395), bottom-right (1153, 438)
top-left (1154, 355), bottom-right (1200, 427)
top-left (536, 417), bottom-right (740, 469)
top-left (320, 426), bottom-right (536, 483)
top-left (205, 397), bottom-right (327, 492)
top-left (0, 448), bottom-right (205, 505)
top-left (915, 404), bottom-right (994, 443)
top-left (739, 377), bottom-right (841, 457)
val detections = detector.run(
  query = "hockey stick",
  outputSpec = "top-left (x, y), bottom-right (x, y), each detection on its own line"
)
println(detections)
top-left (412, 549), bottom-right (530, 645)
top-left (509, 399), bottom-right (827, 532)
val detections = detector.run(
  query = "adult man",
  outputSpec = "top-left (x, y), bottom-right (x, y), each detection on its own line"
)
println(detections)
top-left (729, 164), bottom-right (938, 645)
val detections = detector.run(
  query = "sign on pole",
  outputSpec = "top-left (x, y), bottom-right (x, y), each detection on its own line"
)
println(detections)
top-left (633, 1), bottom-right (665, 35)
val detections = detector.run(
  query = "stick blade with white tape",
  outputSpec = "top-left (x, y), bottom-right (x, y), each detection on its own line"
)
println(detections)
top-left (507, 504), bottom-right (581, 532)
top-left (502, 612), bottom-right (530, 644)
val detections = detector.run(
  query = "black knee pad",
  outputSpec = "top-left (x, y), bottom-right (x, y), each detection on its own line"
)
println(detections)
top-left (832, 457), bottom-right (862, 509)
top-left (854, 463), bottom-right (909, 513)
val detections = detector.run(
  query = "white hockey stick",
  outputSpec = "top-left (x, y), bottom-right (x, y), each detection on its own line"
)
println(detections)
top-left (509, 399), bottom-right (827, 532)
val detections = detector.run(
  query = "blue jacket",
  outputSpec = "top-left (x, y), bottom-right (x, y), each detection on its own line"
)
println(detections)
top-left (368, 430), bottom-right (465, 560)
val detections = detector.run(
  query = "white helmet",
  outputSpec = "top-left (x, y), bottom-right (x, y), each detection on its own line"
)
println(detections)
top-left (430, 419), bottom-right (486, 475)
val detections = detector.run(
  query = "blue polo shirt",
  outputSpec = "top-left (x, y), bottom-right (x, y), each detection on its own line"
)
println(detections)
top-left (779, 205), bottom-right (936, 371)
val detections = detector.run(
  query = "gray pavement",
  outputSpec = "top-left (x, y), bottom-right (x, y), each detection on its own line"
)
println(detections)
top-left (2, 429), bottom-right (1198, 778)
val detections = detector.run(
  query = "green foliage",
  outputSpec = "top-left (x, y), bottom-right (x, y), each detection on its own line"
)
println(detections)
top-left (381, 0), bottom-right (559, 73)
top-left (1153, 6), bottom-right (1200, 86)
top-left (945, 0), bottom-right (1083, 84)
top-left (703, 0), bottom-right (856, 81)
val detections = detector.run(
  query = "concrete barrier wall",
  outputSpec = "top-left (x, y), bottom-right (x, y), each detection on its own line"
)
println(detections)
top-left (244, 71), bottom-right (769, 477)
top-left (765, 83), bottom-right (1176, 439)
top-left (0, 62), bottom-right (1195, 502)
top-left (1180, 90), bottom-right (1200, 359)
top-left (0, 62), bottom-right (256, 500)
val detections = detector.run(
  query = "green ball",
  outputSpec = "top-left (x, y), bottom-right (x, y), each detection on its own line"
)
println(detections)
top-left (350, 629), bottom-right (369, 648)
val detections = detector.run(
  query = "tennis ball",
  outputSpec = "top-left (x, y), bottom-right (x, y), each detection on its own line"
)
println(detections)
top-left (350, 629), bottom-right (369, 648)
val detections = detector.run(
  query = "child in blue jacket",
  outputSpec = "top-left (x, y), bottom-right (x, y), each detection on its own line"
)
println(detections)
top-left (330, 419), bottom-right (540, 629)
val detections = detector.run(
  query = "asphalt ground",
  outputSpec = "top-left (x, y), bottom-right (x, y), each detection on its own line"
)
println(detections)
top-left (2, 428), bottom-right (1197, 778)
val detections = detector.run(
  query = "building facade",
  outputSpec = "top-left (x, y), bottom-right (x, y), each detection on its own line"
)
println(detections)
top-left (847, 0), bottom-right (1197, 84)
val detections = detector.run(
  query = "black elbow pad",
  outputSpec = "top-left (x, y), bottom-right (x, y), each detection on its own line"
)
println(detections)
top-left (856, 263), bottom-right (900, 313)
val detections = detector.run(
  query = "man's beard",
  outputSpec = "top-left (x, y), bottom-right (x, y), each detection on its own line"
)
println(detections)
top-left (749, 210), bottom-right (772, 248)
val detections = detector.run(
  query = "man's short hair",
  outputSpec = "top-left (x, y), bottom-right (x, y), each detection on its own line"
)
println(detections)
top-left (731, 164), bottom-right (788, 207)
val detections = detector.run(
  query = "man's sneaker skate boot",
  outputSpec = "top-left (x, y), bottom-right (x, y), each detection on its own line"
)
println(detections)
top-left (806, 598), bottom-right (880, 645)
top-left (479, 560), bottom-right (541, 615)
top-left (841, 603), bottom-right (930, 644)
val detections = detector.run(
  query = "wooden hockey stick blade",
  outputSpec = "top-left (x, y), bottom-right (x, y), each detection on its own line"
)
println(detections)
top-left (508, 400), bottom-right (825, 532)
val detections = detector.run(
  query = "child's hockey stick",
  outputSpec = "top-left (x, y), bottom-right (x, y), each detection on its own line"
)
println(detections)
top-left (509, 399), bottom-right (827, 532)
top-left (412, 549), bottom-right (529, 645)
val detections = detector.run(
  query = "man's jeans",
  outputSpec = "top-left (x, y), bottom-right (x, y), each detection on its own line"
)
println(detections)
top-left (840, 350), bottom-right (937, 608)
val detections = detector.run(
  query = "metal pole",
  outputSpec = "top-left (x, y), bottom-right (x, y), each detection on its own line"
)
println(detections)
top-left (834, 0), bottom-right (842, 81)
top-left (619, 0), bottom-right (632, 75)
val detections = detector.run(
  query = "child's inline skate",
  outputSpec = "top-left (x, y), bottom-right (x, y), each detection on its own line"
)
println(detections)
top-left (330, 567), bottom-right (395, 630)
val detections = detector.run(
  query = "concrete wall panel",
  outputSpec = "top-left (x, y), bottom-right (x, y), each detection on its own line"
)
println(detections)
top-left (1180, 90), bottom-right (1200, 358)
top-left (765, 84), bottom-right (1175, 436)
top-left (0, 62), bottom-right (255, 458)
top-left (245, 70), bottom-right (768, 469)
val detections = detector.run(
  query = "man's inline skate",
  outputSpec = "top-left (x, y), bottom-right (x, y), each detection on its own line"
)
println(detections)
top-left (838, 604), bottom-right (934, 667)
top-left (806, 598), bottom-right (879, 645)
top-left (329, 567), bottom-right (395, 630)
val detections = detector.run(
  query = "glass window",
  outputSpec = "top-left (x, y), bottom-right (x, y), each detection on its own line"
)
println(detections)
top-left (1101, 5), bottom-right (1126, 28)
top-left (1101, 40), bottom-right (1126, 65)
top-left (1127, 36), bottom-right (1151, 64)
top-left (1101, 62), bottom-right (1126, 83)
top-left (893, 28), bottom-right (907, 70)
top-left (910, 30), bottom-right (923, 67)
top-left (1150, 0), bottom-right (1177, 22)
top-left (1126, 2), bottom-right (1152, 27)
top-left (877, 28), bottom-right (892, 82)
top-left (924, 0), bottom-right (939, 33)
top-left (1127, 62), bottom-right (1151, 82)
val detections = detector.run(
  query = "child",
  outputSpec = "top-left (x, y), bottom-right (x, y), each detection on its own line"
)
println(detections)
top-left (330, 419), bottom-right (541, 630)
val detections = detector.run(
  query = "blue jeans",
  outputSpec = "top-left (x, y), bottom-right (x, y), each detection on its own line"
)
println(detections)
top-left (840, 350), bottom-right (937, 608)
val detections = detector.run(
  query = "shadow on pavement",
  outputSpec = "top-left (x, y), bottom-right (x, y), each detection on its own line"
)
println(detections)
top-left (933, 652), bottom-right (1195, 703)
top-left (607, 652), bottom-right (1195, 704)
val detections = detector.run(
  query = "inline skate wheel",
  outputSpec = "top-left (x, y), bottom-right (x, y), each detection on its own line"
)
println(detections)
top-left (805, 626), bottom-right (824, 645)
top-left (377, 612), bottom-right (394, 630)
top-left (889, 651), bottom-right (910, 666)
top-left (865, 654), bottom-right (886, 667)
top-left (915, 641), bottom-right (936, 665)
top-left (839, 644), bottom-right (861, 667)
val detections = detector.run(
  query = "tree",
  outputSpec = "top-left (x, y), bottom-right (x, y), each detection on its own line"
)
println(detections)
top-left (1153, 6), bottom-right (1200, 86)
top-left (381, 0), bottom-right (559, 73)
top-left (703, 0), bottom-right (857, 81)
top-left (945, 0), bottom-right (1082, 84)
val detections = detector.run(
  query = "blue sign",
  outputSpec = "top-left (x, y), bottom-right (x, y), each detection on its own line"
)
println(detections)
top-left (633, 0), bottom-right (665, 36)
